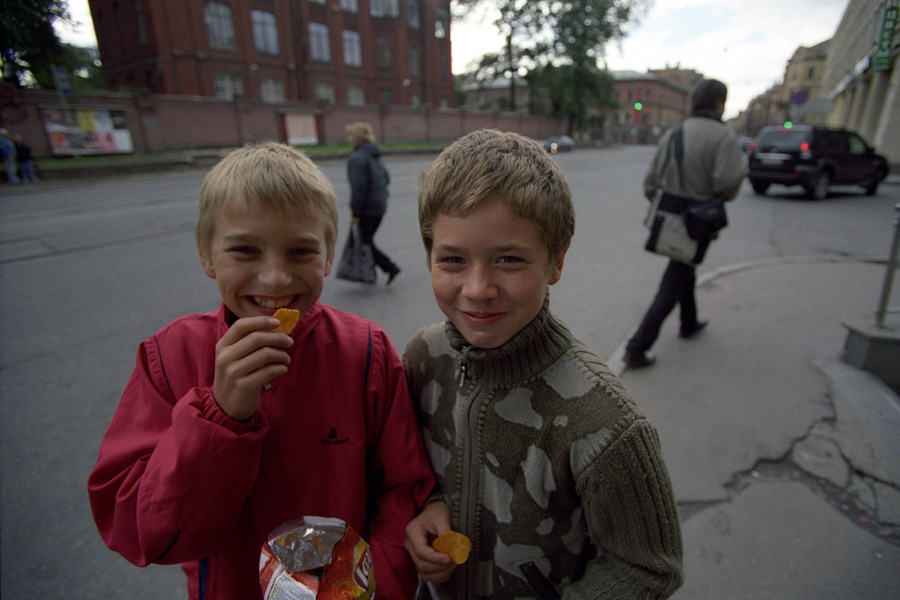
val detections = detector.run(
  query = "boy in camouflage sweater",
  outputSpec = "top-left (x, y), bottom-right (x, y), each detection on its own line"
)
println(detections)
top-left (403, 129), bottom-right (683, 599)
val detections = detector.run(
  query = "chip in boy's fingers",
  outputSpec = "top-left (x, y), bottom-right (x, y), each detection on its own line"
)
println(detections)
top-left (432, 530), bottom-right (471, 565)
top-left (269, 308), bottom-right (300, 334)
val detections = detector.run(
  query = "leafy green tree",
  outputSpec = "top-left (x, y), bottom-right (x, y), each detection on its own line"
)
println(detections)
top-left (1, 0), bottom-right (70, 87)
top-left (453, 0), bottom-right (650, 133)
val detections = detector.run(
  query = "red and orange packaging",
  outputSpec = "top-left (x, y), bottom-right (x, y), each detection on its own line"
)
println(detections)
top-left (260, 516), bottom-right (375, 600)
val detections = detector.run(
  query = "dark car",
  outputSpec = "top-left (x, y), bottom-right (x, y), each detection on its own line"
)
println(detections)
top-left (543, 135), bottom-right (575, 153)
top-left (747, 125), bottom-right (889, 199)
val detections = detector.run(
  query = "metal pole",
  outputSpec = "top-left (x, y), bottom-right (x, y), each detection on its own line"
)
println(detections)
top-left (874, 202), bottom-right (900, 328)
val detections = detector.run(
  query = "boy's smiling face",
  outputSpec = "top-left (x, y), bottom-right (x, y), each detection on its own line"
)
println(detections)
top-left (198, 200), bottom-right (333, 320)
top-left (430, 195), bottom-right (567, 349)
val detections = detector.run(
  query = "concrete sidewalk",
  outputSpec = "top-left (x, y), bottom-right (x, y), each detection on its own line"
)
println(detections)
top-left (610, 257), bottom-right (900, 599)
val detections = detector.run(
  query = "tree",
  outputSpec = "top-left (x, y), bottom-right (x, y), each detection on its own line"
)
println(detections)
top-left (0, 0), bottom-right (70, 87)
top-left (453, 0), bottom-right (651, 133)
top-left (455, 1), bottom-right (545, 111)
top-left (547, 0), bottom-right (647, 133)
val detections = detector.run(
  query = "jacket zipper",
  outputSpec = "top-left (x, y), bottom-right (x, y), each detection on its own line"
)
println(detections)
top-left (457, 359), bottom-right (468, 388)
top-left (457, 355), bottom-right (478, 600)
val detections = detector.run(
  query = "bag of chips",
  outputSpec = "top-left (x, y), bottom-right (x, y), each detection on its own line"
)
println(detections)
top-left (260, 516), bottom-right (375, 600)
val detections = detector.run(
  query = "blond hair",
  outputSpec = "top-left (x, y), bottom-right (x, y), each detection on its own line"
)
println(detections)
top-left (418, 129), bottom-right (574, 262)
top-left (345, 122), bottom-right (375, 143)
top-left (196, 142), bottom-right (339, 254)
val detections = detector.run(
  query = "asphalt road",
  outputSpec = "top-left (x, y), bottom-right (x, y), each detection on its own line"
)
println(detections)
top-left (2, 145), bottom-right (898, 598)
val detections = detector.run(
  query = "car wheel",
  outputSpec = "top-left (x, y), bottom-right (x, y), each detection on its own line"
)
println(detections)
top-left (864, 168), bottom-right (886, 195)
top-left (806, 172), bottom-right (830, 200)
top-left (751, 181), bottom-right (770, 195)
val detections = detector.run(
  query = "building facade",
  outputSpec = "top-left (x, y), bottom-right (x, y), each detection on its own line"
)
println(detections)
top-left (87, 0), bottom-right (456, 109)
top-left (781, 39), bottom-right (832, 126)
top-left (821, 0), bottom-right (899, 164)
top-left (607, 71), bottom-right (690, 144)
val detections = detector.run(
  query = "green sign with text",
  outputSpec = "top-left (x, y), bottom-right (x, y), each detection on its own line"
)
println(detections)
top-left (874, 6), bottom-right (898, 71)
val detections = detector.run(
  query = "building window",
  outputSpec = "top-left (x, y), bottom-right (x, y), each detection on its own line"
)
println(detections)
top-left (134, 0), bottom-right (147, 45)
top-left (347, 85), bottom-right (365, 105)
top-left (341, 0), bottom-right (358, 11)
top-left (440, 53), bottom-right (447, 82)
top-left (435, 7), bottom-right (448, 38)
top-left (252, 10), bottom-right (279, 55)
top-left (205, 2), bottom-right (236, 50)
top-left (315, 82), bottom-right (335, 103)
top-left (371, 0), bottom-right (399, 18)
top-left (309, 0), bottom-right (326, 4)
top-left (309, 23), bottom-right (331, 62)
top-left (214, 72), bottom-right (243, 99)
top-left (379, 87), bottom-right (393, 104)
top-left (411, 92), bottom-right (420, 106)
top-left (377, 35), bottom-right (391, 70)
top-left (440, 97), bottom-right (448, 108)
top-left (409, 46), bottom-right (419, 77)
top-left (260, 77), bottom-right (285, 102)
top-left (407, 0), bottom-right (420, 28)
top-left (343, 30), bottom-right (362, 67)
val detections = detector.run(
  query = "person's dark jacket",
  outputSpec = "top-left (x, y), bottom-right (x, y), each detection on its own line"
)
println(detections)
top-left (347, 141), bottom-right (390, 218)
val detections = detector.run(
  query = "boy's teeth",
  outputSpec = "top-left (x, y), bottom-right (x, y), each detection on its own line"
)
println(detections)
top-left (255, 297), bottom-right (292, 309)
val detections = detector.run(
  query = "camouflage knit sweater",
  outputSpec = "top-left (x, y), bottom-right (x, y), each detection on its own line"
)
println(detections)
top-left (403, 300), bottom-right (683, 600)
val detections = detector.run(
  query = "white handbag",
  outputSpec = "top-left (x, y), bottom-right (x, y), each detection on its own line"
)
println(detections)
top-left (644, 191), bottom-right (706, 266)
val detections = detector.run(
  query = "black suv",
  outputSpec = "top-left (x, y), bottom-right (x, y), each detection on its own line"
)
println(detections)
top-left (747, 126), bottom-right (889, 199)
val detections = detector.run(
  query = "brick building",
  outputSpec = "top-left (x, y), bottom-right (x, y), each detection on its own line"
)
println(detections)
top-left (87, 0), bottom-right (456, 108)
top-left (607, 71), bottom-right (690, 144)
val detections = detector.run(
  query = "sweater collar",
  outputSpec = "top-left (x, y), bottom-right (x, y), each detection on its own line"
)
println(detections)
top-left (444, 295), bottom-right (572, 386)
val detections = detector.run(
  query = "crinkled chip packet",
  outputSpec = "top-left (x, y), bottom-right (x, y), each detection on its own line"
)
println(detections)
top-left (260, 516), bottom-right (375, 600)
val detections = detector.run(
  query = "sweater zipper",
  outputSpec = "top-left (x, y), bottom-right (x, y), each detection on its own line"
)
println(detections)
top-left (457, 355), bottom-right (478, 600)
top-left (457, 358), bottom-right (469, 388)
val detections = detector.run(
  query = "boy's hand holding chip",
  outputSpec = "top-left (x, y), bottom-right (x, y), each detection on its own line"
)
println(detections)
top-left (213, 315), bottom-right (294, 421)
top-left (404, 501), bottom-right (460, 583)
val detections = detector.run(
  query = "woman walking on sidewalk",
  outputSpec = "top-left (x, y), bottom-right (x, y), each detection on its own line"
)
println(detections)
top-left (346, 122), bottom-right (401, 284)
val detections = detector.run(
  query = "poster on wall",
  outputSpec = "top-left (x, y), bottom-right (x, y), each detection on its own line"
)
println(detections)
top-left (42, 107), bottom-right (134, 155)
top-left (282, 113), bottom-right (319, 146)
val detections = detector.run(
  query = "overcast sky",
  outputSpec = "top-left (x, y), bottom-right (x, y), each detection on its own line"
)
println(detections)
top-left (58, 0), bottom-right (851, 119)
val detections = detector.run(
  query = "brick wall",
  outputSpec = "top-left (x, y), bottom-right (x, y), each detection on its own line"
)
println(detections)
top-left (1, 86), bottom-right (566, 157)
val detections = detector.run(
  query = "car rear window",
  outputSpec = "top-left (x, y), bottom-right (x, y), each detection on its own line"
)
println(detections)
top-left (755, 130), bottom-right (810, 151)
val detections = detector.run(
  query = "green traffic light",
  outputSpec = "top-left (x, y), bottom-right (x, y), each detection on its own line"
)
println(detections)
top-left (634, 102), bottom-right (643, 110)
top-left (784, 121), bottom-right (793, 128)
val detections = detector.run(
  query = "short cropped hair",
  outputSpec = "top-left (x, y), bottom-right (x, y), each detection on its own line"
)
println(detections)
top-left (418, 129), bottom-right (574, 262)
top-left (196, 142), bottom-right (339, 254)
top-left (346, 122), bottom-right (375, 143)
top-left (691, 79), bottom-right (728, 112)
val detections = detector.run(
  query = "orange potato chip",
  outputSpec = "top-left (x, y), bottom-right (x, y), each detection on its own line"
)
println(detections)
top-left (270, 308), bottom-right (300, 334)
top-left (432, 530), bottom-right (471, 565)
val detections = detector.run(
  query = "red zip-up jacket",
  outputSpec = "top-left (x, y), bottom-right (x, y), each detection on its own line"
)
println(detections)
top-left (88, 302), bottom-right (434, 599)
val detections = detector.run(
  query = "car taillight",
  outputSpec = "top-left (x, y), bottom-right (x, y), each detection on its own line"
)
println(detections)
top-left (799, 141), bottom-right (812, 159)
top-left (748, 141), bottom-right (756, 151)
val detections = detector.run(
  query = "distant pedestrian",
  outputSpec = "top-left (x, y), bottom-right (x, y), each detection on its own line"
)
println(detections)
top-left (624, 79), bottom-right (747, 368)
top-left (346, 122), bottom-right (401, 284)
top-left (0, 128), bottom-right (19, 184)
top-left (13, 133), bottom-right (38, 183)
